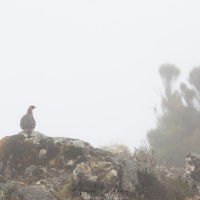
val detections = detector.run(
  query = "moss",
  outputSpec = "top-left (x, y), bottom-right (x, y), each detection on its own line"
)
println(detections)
top-left (73, 162), bottom-right (87, 181)
top-left (48, 143), bottom-right (67, 168)
top-left (90, 161), bottom-right (111, 169)
top-left (90, 161), bottom-right (114, 179)
top-left (75, 162), bottom-right (87, 172)
top-left (55, 176), bottom-right (73, 200)
top-left (0, 191), bottom-right (5, 198)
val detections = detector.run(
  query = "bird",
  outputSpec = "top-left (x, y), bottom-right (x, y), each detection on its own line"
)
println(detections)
top-left (20, 106), bottom-right (36, 134)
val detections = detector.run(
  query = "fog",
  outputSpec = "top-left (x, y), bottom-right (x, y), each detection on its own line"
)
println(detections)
top-left (0, 0), bottom-right (200, 149)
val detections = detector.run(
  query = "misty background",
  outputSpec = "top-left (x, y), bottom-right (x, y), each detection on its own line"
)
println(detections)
top-left (0, 0), bottom-right (200, 150)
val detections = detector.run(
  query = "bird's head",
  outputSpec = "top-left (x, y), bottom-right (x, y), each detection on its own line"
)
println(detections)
top-left (27, 105), bottom-right (36, 113)
top-left (30, 105), bottom-right (36, 110)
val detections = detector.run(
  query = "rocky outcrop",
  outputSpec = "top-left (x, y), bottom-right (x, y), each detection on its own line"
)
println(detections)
top-left (186, 153), bottom-right (200, 193)
top-left (0, 132), bottom-right (198, 199)
top-left (186, 153), bottom-right (200, 181)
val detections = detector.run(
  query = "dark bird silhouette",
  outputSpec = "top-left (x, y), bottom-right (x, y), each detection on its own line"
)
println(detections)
top-left (20, 106), bottom-right (36, 134)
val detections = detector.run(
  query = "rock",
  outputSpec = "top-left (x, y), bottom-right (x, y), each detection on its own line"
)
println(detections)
top-left (186, 153), bottom-right (200, 194)
top-left (0, 132), bottom-right (198, 199)
top-left (186, 153), bottom-right (200, 181)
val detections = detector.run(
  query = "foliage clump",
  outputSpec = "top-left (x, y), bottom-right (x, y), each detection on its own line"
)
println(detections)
top-left (100, 141), bottom-right (156, 167)
top-left (100, 142), bottom-right (198, 199)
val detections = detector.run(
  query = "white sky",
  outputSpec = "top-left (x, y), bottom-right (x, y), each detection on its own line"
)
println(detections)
top-left (0, 0), bottom-right (200, 150)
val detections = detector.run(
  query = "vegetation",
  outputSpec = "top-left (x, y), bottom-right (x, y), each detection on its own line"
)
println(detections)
top-left (148, 64), bottom-right (200, 167)
top-left (100, 142), bottom-right (198, 199)
top-left (100, 143), bottom-right (132, 159)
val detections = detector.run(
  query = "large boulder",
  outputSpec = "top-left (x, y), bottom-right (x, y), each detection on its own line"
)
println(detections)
top-left (0, 132), bottom-right (197, 199)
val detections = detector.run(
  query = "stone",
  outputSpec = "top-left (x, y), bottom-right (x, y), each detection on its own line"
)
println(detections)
top-left (0, 132), bottom-right (198, 199)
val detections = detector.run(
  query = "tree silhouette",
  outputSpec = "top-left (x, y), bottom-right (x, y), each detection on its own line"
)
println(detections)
top-left (148, 65), bottom-right (200, 167)
top-left (189, 67), bottom-right (200, 92)
top-left (159, 63), bottom-right (180, 95)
